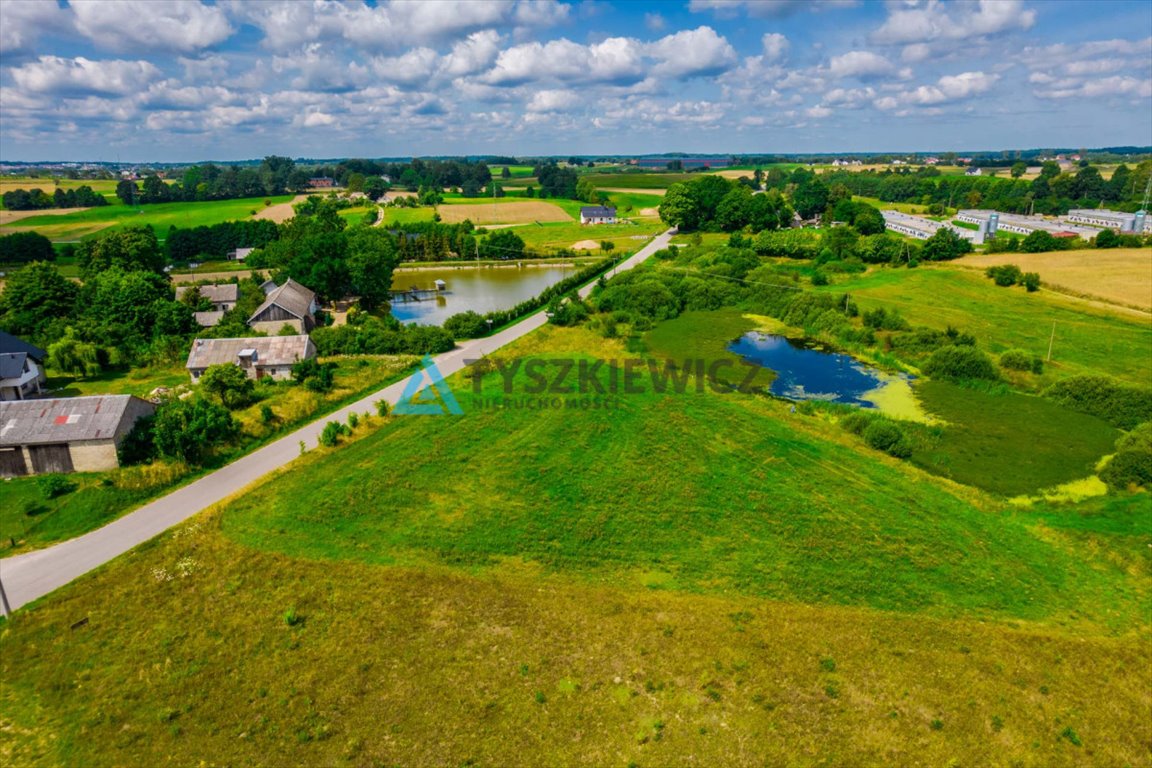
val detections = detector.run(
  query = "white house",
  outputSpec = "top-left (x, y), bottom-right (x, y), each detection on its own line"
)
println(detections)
top-left (0, 332), bottom-right (47, 401)
top-left (580, 206), bottom-right (617, 225)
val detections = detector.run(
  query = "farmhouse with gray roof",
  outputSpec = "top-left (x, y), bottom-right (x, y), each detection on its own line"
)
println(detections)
top-left (0, 395), bottom-right (155, 476)
top-left (248, 278), bottom-right (319, 334)
top-left (186, 335), bottom-right (316, 382)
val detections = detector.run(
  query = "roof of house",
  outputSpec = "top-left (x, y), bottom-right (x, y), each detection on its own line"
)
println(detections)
top-left (250, 278), bottom-right (317, 322)
top-left (186, 335), bottom-right (315, 370)
top-left (0, 331), bottom-right (46, 362)
top-left (193, 311), bottom-right (225, 327)
top-left (175, 284), bottom-right (239, 304)
top-left (0, 352), bottom-right (30, 381)
top-left (0, 395), bottom-right (154, 447)
top-left (580, 206), bottom-right (617, 217)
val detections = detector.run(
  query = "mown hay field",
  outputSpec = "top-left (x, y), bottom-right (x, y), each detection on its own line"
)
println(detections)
top-left (436, 201), bottom-right (573, 225)
top-left (957, 248), bottom-right (1152, 311)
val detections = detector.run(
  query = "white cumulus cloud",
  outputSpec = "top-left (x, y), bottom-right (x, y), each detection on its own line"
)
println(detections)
top-left (71, 0), bottom-right (233, 53)
top-left (10, 56), bottom-right (162, 97)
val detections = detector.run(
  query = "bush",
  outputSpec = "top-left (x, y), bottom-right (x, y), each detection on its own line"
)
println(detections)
top-left (153, 397), bottom-right (238, 464)
top-left (862, 307), bottom-right (910, 331)
top-left (839, 411), bottom-right (874, 435)
top-left (444, 311), bottom-right (489, 339)
top-left (985, 264), bottom-right (1022, 287)
top-left (923, 345), bottom-right (1000, 381)
top-left (1100, 450), bottom-right (1152, 491)
top-left (347, 412), bottom-right (359, 429)
top-left (863, 420), bottom-right (912, 458)
top-left (38, 474), bottom-right (77, 500)
top-left (199, 362), bottom-right (256, 409)
top-left (292, 358), bottom-right (337, 392)
top-left (1043, 376), bottom-right (1152, 430)
top-left (1022, 272), bottom-right (1041, 292)
top-left (260, 404), bottom-right (276, 423)
top-left (810, 270), bottom-right (829, 286)
top-left (1116, 422), bottom-right (1152, 453)
top-left (319, 420), bottom-right (350, 447)
top-left (999, 349), bottom-right (1042, 373)
top-left (375, 400), bottom-right (391, 417)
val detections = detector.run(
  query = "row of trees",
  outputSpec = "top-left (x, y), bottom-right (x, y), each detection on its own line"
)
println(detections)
top-left (310, 158), bottom-right (492, 193)
top-left (2, 185), bottom-right (109, 210)
top-left (166, 220), bottom-right (280, 263)
top-left (114, 156), bottom-right (307, 206)
top-left (819, 161), bottom-right (1152, 215)
top-left (659, 175), bottom-right (794, 232)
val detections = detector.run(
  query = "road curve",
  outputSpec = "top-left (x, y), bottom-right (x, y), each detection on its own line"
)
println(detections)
top-left (0, 229), bottom-right (675, 612)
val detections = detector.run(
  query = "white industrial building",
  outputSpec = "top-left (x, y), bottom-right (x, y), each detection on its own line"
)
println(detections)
top-left (881, 210), bottom-right (982, 243)
top-left (956, 210), bottom-right (1102, 240)
top-left (1063, 209), bottom-right (1148, 234)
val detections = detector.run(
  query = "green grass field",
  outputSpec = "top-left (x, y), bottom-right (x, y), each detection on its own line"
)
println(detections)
top-left (815, 267), bottom-right (1152, 385)
top-left (379, 206), bottom-right (435, 225)
top-left (852, 195), bottom-right (938, 215)
top-left (515, 218), bottom-right (666, 251)
top-left (583, 173), bottom-right (698, 189)
top-left (0, 196), bottom-right (293, 241)
top-left (910, 380), bottom-right (1119, 496)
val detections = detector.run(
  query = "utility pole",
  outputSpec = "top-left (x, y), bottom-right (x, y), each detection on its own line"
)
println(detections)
top-left (1047, 321), bottom-right (1056, 362)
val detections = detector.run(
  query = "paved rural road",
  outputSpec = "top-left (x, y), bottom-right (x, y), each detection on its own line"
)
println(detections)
top-left (0, 229), bottom-right (675, 612)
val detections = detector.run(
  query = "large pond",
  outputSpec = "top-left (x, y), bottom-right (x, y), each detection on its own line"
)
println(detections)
top-left (389, 264), bottom-right (578, 326)
top-left (729, 331), bottom-right (910, 409)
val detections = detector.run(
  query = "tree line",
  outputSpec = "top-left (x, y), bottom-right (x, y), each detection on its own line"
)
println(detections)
top-left (2, 185), bottom-right (110, 210)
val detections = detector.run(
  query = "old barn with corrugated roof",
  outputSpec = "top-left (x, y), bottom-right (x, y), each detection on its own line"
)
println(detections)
top-left (0, 395), bottom-right (155, 476)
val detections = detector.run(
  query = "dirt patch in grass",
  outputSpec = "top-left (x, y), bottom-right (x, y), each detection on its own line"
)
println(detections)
top-left (253, 194), bottom-right (311, 223)
top-left (956, 248), bottom-right (1152, 311)
top-left (437, 201), bottom-right (572, 226)
top-left (571, 239), bottom-right (601, 250)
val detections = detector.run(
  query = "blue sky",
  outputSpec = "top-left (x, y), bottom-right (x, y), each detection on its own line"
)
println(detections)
top-left (0, 0), bottom-right (1149, 162)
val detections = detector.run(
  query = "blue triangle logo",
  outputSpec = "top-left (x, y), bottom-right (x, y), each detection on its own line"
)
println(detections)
top-left (394, 355), bottom-right (463, 416)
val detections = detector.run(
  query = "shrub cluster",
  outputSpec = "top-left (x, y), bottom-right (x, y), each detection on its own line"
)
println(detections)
top-left (922, 345), bottom-right (1000, 382)
top-left (839, 411), bottom-right (912, 458)
top-left (1043, 376), bottom-right (1152, 430)
top-left (999, 349), bottom-right (1043, 374)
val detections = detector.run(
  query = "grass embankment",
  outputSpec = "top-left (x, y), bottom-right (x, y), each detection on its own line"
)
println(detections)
top-left (0, 323), bottom-right (1147, 765)
top-left (815, 267), bottom-right (1152, 385)
top-left (0, 356), bottom-right (416, 553)
top-left (0, 196), bottom-right (293, 241)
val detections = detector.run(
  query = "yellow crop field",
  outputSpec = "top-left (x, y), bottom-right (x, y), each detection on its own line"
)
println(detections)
top-left (958, 247), bottom-right (1152, 311)
top-left (436, 201), bottom-right (573, 225)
